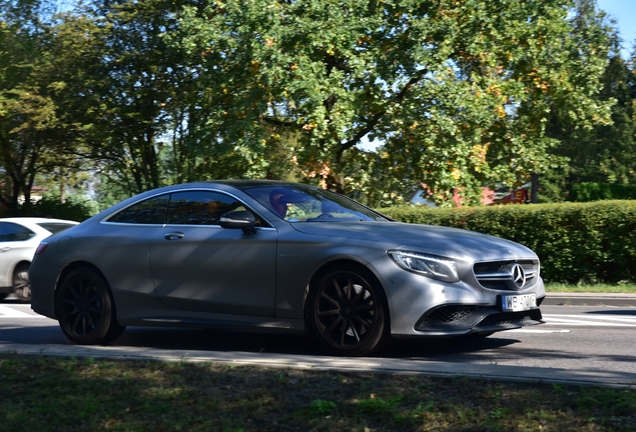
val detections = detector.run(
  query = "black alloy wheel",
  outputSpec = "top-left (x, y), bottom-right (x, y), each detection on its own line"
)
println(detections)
top-left (13, 263), bottom-right (31, 302)
top-left (309, 265), bottom-right (388, 356)
top-left (56, 267), bottom-right (125, 345)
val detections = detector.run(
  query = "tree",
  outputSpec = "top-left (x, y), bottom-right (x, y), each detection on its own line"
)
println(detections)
top-left (55, 0), bottom-right (259, 200)
top-left (173, 0), bottom-right (614, 205)
top-left (540, 0), bottom-right (636, 201)
top-left (0, 0), bottom-right (85, 213)
top-left (69, 0), bottom-right (188, 195)
top-left (4, 0), bottom-right (616, 208)
top-left (581, 51), bottom-right (636, 186)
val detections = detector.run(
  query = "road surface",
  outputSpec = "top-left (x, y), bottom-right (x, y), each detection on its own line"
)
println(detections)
top-left (1, 300), bottom-right (635, 387)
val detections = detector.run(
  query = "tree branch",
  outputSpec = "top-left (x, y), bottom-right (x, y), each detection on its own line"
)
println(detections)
top-left (338, 68), bottom-right (429, 154)
top-left (260, 115), bottom-right (298, 128)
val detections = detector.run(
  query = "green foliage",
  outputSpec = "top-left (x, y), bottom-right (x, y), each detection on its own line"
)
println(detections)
top-left (91, 174), bottom-right (136, 212)
top-left (307, 399), bottom-right (336, 417)
top-left (355, 395), bottom-right (405, 416)
top-left (381, 201), bottom-right (636, 283)
top-left (571, 182), bottom-right (636, 201)
top-left (0, 1), bottom-right (97, 214)
top-left (575, 388), bottom-right (636, 417)
top-left (5, 194), bottom-right (99, 221)
top-left (173, 0), bottom-right (614, 204)
top-left (0, 0), bottom-right (627, 209)
top-left (545, 282), bottom-right (636, 293)
top-left (542, 5), bottom-right (636, 198)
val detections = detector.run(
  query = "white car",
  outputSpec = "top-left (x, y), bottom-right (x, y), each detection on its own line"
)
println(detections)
top-left (0, 218), bottom-right (79, 301)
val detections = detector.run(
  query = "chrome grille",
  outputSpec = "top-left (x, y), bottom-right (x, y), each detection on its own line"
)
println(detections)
top-left (473, 259), bottom-right (538, 291)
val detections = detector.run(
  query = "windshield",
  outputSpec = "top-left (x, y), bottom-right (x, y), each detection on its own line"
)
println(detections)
top-left (240, 184), bottom-right (388, 222)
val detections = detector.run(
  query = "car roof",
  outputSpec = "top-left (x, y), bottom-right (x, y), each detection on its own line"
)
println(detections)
top-left (203, 179), bottom-right (310, 189)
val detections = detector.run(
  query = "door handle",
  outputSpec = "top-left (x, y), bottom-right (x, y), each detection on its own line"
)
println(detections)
top-left (164, 232), bottom-right (184, 240)
top-left (1, 247), bottom-right (10, 252)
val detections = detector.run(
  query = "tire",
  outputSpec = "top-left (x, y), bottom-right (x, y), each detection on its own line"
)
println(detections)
top-left (308, 265), bottom-right (388, 356)
top-left (13, 263), bottom-right (31, 302)
top-left (56, 267), bottom-right (125, 345)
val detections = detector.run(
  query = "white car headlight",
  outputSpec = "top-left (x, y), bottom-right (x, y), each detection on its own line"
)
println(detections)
top-left (388, 250), bottom-right (459, 283)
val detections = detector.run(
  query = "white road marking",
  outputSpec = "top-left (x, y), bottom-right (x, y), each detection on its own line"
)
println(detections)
top-left (0, 305), bottom-right (45, 318)
top-left (545, 314), bottom-right (636, 323)
top-left (542, 314), bottom-right (636, 327)
top-left (544, 319), bottom-right (636, 327)
top-left (509, 329), bottom-right (571, 334)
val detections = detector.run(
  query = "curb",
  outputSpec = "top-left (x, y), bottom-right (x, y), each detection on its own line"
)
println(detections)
top-left (543, 292), bottom-right (636, 307)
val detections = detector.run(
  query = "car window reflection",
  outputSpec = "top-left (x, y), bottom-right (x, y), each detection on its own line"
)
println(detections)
top-left (0, 222), bottom-right (36, 241)
top-left (167, 191), bottom-right (265, 226)
top-left (106, 190), bottom-right (269, 227)
top-left (107, 195), bottom-right (170, 224)
top-left (242, 185), bottom-right (387, 222)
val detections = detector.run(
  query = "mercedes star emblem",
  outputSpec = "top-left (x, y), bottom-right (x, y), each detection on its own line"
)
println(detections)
top-left (511, 263), bottom-right (527, 288)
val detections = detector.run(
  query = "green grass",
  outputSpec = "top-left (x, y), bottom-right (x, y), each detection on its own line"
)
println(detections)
top-left (1, 354), bottom-right (636, 431)
top-left (545, 283), bottom-right (636, 293)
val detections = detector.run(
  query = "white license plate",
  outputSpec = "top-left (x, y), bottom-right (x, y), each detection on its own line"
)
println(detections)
top-left (500, 293), bottom-right (537, 312)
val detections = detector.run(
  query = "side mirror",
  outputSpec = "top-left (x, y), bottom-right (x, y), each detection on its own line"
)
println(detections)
top-left (219, 210), bottom-right (257, 235)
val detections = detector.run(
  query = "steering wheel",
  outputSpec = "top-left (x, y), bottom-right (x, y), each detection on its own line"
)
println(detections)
top-left (316, 213), bottom-right (334, 219)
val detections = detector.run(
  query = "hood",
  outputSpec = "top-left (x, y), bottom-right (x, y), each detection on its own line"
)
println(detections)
top-left (290, 221), bottom-right (536, 260)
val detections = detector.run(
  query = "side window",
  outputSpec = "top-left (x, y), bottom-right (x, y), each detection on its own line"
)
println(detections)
top-left (167, 191), bottom-right (243, 225)
top-left (0, 222), bottom-right (35, 242)
top-left (107, 195), bottom-right (170, 224)
top-left (167, 190), bottom-right (268, 227)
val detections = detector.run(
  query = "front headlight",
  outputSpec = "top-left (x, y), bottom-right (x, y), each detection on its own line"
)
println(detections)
top-left (388, 250), bottom-right (459, 283)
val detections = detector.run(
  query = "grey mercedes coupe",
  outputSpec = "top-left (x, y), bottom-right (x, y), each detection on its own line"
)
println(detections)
top-left (30, 180), bottom-right (545, 356)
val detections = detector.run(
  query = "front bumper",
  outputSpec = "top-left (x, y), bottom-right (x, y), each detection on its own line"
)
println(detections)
top-left (368, 255), bottom-right (546, 337)
top-left (413, 302), bottom-right (544, 335)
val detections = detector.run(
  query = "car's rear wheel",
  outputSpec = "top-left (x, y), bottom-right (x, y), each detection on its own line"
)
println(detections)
top-left (13, 263), bottom-right (31, 302)
top-left (308, 265), bottom-right (388, 356)
top-left (56, 267), bottom-right (125, 345)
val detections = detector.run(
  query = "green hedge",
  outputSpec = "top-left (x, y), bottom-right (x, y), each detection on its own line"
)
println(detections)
top-left (1, 195), bottom-right (98, 222)
top-left (379, 201), bottom-right (636, 284)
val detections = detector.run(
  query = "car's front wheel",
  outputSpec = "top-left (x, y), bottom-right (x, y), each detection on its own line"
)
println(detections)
top-left (13, 263), bottom-right (31, 302)
top-left (308, 265), bottom-right (388, 356)
top-left (56, 267), bottom-right (125, 345)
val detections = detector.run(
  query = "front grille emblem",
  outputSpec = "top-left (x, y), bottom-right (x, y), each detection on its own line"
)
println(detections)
top-left (511, 264), bottom-right (527, 288)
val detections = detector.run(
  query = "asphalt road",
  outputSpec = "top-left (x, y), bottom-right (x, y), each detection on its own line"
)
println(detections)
top-left (1, 298), bottom-right (636, 388)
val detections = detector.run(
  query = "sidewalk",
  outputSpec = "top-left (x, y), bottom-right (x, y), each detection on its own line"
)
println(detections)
top-left (543, 292), bottom-right (636, 307)
top-left (2, 342), bottom-right (636, 389)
